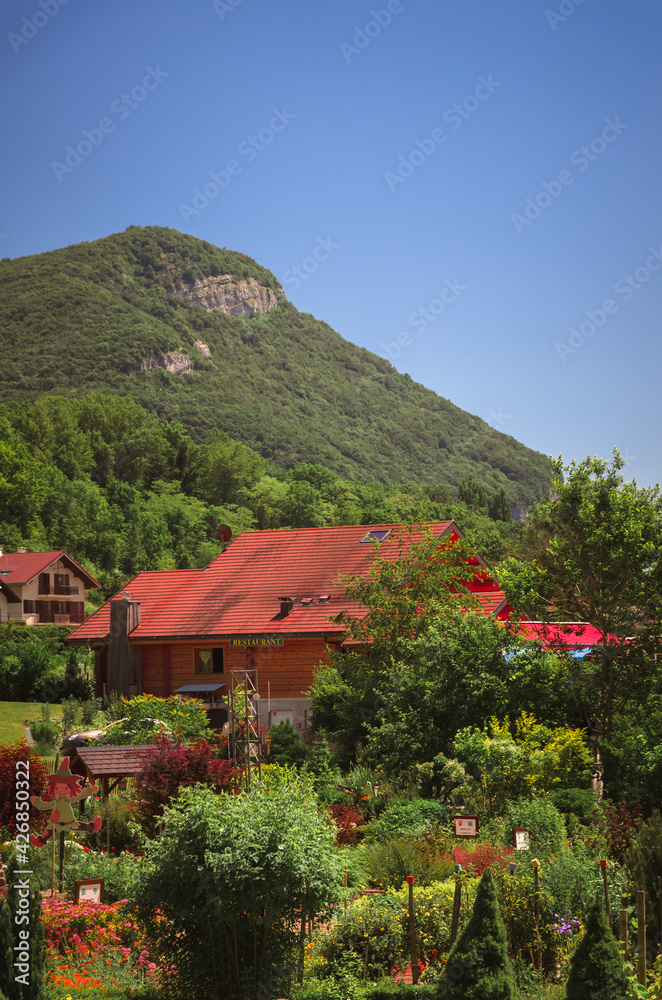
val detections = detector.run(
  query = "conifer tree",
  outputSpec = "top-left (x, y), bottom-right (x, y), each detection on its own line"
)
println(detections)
top-left (436, 869), bottom-right (515, 1000)
top-left (6, 862), bottom-right (46, 1000)
top-left (0, 894), bottom-right (14, 1000)
top-left (566, 900), bottom-right (627, 1000)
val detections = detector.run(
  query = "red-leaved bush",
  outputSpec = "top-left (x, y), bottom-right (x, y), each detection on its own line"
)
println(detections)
top-left (0, 740), bottom-right (49, 835)
top-left (452, 843), bottom-right (513, 876)
top-left (134, 736), bottom-right (239, 836)
top-left (329, 804), bottom-right (363, 845)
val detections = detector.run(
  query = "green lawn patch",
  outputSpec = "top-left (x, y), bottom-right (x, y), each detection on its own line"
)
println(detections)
top-left (0, 700), bottom-right (64, 747)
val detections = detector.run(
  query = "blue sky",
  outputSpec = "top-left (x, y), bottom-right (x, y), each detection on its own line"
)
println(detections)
top-left (3, 0), bottom-right (662, 487)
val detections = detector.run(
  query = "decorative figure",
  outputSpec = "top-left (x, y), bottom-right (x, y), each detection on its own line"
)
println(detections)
top-left (29, 757), bottom-right (102, 848)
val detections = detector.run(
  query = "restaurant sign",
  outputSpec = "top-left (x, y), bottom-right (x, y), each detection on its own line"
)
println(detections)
top-left (229, 636), bottom-right (284, 647)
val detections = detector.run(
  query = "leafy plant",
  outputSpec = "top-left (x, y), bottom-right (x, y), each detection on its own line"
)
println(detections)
top-left (133, 775), bottom-right (344, 999)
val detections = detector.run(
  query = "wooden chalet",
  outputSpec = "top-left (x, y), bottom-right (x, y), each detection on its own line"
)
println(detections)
top-left (67, 522), bottom-right (512, 734)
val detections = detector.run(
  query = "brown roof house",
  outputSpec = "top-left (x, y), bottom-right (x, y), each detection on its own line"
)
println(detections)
top-left (0, 548), bottom-right (99, 626)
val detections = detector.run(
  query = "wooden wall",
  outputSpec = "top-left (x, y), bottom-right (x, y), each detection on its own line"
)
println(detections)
top-left (137, 636), bottom-right (332, 700)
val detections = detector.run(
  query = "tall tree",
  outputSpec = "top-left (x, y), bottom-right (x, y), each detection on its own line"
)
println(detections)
top-left (499, 450), bottom-right (662, 741)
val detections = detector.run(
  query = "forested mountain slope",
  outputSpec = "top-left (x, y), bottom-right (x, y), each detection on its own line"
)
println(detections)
top-left (0, 225), bottom-right (550, 502)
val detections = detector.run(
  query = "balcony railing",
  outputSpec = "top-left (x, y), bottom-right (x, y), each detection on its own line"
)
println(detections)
top-left (54, 585), bottom-right (79, 596)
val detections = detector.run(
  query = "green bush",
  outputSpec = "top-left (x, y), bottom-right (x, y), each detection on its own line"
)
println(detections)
top-left (566, 900), bottom-right (627, 1000)
top-left (63, 846), bottom-right (141, 903)
top-left (316, 879), bottom-right (478, 981)
top-left (362, 800), bottom-right (449, 843)
top-left (550, 787), bottom-right (597, 825)
top-left (503, 795), bottom-right (567, 857)
top-left (625, 809), bottom-right (662, 946)
top-left (435, 870), bottom-right (515, 1000)
top-left (363, 835), bottom-right (455, 890)
top-left (133, 775), bottom-right (343, 1000)
top-left (293, 982), bottom-right (436, 1000)
top-left (82, 793), bottom-right (140, 853)
top-left (268, 718), bottom-right (310, 768)
top-left (29, 719), bottom-right (59, 746)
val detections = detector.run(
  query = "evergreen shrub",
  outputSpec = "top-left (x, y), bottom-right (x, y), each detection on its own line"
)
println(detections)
top-left (565, 900), bottom-right (627, 1000)
top-left (435, 870), bottom-right (515, 1000)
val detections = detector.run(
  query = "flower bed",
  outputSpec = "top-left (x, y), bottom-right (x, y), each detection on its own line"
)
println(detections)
top-left (42, 898), bottom-right (173, 994)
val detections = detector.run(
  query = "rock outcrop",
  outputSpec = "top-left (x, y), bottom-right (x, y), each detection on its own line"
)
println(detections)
top-left (172, 275), bottom-right (284, 317)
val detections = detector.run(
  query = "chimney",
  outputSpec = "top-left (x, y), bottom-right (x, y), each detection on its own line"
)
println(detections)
top-left (278, 596), bottom-right (294, 617)
top-left (17, 547), bottom-right (26, 554)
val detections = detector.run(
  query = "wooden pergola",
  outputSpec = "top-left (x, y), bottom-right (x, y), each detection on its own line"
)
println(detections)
top-left (73, 745), bottom-right (154, 852)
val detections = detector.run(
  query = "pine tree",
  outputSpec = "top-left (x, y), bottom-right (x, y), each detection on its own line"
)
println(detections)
top-left (0, 894), bottom-right (15, 1000)
top-left (566, 900), bottom-right (627, 1000)
top-left (6, 863), bottom-right (46, 1000)
top-left (436, 869), bottom-right (515, 1000)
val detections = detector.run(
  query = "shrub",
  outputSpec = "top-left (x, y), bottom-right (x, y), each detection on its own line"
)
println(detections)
top-left (566, 900), bottom-right (627, 1000)
top-left (133, 736), bottom-right (239, 836)
top-left (292, 982), bottom-right (436, 1000)
top-left (625, 809), bottom-right (662, 948)
top-left (329, 804), bottom-right (363, 845)
top-left (0, 741), bottom-right (49, 836)
top-left (363, 835), bottom-right (455, 890)
top-left (63, 846), bottom-right (141, 903)
top-left (550, 787), bottom-right (597, 826)
top-left (503, 794), bottom-right (567, 857)
top-left (6, 859), bottom-right (47, 1000)
top-left (435, 870), bottom-right (515, 1000)
top-left (133, 776), bottom-right (344, 1000)
top-left (83, 793), bottom-right (139, 853)
top-left (100, 693), bottom-right (213, 744)
top-left (29, 720), bottom-right (59, 746)
top-left (316, 879), bottom-right (479, 982)
top-left (362, 800), bottom-right (449, 843)
top-left (452, 843), bottom-right (513, 877)
top-left (268, 718), bottom-right (310, 768)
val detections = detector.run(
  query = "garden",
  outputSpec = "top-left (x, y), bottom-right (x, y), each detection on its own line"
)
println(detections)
top-left (1, 452), bottom-right (662, 998)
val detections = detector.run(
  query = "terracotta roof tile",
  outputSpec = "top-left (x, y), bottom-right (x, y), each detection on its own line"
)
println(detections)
top-left (0, 550), bottom-right (99, 588)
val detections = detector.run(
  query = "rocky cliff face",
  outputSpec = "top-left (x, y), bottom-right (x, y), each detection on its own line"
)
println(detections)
top-left (172, 275), bottom-right (284, 317)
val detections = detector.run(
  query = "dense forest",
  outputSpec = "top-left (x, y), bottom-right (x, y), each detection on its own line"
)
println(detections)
top-left (0, 392), bottom-right (526, 602)
top-left (0, 225), bottom-right (551, 500)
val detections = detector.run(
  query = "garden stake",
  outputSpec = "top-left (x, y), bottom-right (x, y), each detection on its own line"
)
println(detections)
top-left (406, 875), bottom-right (419, 985)
top-left (601, 859), bottom-right (611, 927)
top-left (638, 890), bottom-right (647, 986)
top-left (58, 830), bottom-right (64, 892)
top-left (532, 858), bottom-right (542, 972)
top-left (297, 906), bottom-right (307, 985)
top-left (620, 908), bottom-right (628, 960)
top-left (450, 865), bottom-right (462, 945)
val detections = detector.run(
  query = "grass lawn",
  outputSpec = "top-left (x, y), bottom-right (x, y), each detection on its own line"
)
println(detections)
top-left (0, 700), bottom-right (64, 747)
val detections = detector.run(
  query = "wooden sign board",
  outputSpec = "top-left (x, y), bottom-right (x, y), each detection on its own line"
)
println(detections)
top-left (229, 637), bottom-right (284, 647)
top-left (453, 815), bottom-right (479, 838)
top-left (513, 827), bottom-right (530, 851)
top-left (75, 878), bottom-right (104, 904)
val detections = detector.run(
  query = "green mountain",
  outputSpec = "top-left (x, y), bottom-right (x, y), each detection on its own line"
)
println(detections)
top-left (0, 225), bottom-right (549, 502)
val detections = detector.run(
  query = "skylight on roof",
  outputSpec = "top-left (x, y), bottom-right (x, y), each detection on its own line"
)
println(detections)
top-left (360, 529), bottom-right (391, 543)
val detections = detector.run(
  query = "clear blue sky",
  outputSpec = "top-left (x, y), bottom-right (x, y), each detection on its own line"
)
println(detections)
top-left (3, 0), bottom-right (661, 487)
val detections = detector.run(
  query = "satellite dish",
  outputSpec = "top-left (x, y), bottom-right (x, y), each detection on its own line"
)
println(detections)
top-left (217, 524), bottom-right (232, 543)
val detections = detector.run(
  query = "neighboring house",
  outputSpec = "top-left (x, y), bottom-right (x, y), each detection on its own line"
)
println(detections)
top-left (0, 548), bottom-right (100, 625)
top-left (67, 521), bottom-right (512, 732)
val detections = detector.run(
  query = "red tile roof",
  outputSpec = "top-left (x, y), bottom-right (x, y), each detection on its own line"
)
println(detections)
top-left (68, 570), bottom-right (203, 641)
top-left (0, 550), bottom-right (99, 589)
top-left (71, 521), bottom-right (503, 643)
top-left (516, 621), bottom-right (623, 648)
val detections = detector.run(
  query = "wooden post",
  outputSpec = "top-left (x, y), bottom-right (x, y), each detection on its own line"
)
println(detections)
top-left (450, 865), bottom-right (462, 946)
top-left (600, 859), bottom-right (611, 927)
top-left (619, 909), bottom-right (628, 960)
top-left (406, 876), bottom-right (419, 985)
top-left (638, 890), bottom-right (646, 986)
top-left (532, 859), bottom-right (542, 972)
top-left (297, 907), bottom-right (306, 985)
top-left (58, 831), bottom-right (65, 893)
